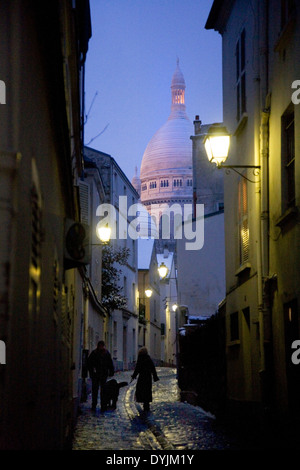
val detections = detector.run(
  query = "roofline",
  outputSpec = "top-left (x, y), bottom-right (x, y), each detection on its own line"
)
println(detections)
top-left (84, 145), bottom-right (140, 199)
top-left (179, 208), bottom-right (224, 227)
top-left (205, 0), bottom-right (235, 33)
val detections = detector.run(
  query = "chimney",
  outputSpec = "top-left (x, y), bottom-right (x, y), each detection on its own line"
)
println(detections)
top-left (193, 115), bottom-right (202, 135)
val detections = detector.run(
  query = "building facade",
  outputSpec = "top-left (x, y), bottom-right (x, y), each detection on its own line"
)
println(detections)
top-left (0, 0), bottom-right (91, 449)
top-left (138, 238), bottom-right (162, 364)
top-left (206, 0), bottom-right (300, 425)
top-left (157, 249), bottom-right (179, 366)
top-left (175, 117), bottom-right (226, 320)
top-left (191, 117), bottom-right (224, 216)
top-left (176, 209), bottom-right (225, 319)
top-left (77, 156), bottom-right (108, 401)
top-left (84, 146), bottom-right (139, 371)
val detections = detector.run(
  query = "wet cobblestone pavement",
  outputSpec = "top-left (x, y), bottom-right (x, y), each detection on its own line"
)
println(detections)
top-left (72, 367), bottom-right (261, 451)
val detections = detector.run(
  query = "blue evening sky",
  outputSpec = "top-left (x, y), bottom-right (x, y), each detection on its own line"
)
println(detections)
top-left (84, 0), bottom-right (222, 182)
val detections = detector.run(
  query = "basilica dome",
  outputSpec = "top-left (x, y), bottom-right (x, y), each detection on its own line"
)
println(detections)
top-left (140, 116), bottom-right (193, 179)
top-left (140, 60), bottom-right (193, 206)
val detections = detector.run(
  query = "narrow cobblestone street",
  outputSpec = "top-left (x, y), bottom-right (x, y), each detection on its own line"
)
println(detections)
top-left (72, 367), bottom-right (262, 451)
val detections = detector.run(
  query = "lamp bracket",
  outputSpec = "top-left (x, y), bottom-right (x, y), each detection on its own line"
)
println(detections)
top-left (218, 164), bottom-right (261, 183)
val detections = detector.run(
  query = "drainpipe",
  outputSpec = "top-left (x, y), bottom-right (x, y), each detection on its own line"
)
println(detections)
top-left (192, 116), bottom-right (202, 218)
top-left (258, 0), bottom-right (271, 409)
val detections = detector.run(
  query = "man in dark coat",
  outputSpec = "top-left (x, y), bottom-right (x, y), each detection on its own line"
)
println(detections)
top-left (131, 347), bottom-right (159, 412)
top-left (87, 340), bottom-right (114, 411)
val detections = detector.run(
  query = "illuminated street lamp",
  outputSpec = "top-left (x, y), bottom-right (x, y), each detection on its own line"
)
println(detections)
top-left (203, 123), bottom-right (231, 167)
top-left (145, 288), bottom-right (153, 298)
top-left (204, 123), bottom-right (260, 181)
top-left (158, 262), bottom-right (169, 279)
top-left (96, 224), bottom-right (111, 243)
top-left (172, 304), bottom-right (178, 312)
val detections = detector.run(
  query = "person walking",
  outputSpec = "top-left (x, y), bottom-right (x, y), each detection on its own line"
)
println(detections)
top-left (87, 340), bottom-right (114, 412)
top-left (131, 347), bottom-right (159, 412)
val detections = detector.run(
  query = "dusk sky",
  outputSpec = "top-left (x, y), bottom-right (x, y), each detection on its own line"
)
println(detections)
top-left (84, 0), bottom-right (222, 182)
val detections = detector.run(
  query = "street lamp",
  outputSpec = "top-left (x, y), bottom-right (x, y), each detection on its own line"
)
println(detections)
top-left (204, 123), bottom-right (231, 167)
top-left (96, 223), bottom-right (111, 243)
top-left (172, 303), bottom-right (178, 312)
top-left (158, 262), bottom-right (169, 279)
top-left (145, 287), bottom-right (153, 298)
top-left (204, 123), bottom-right (260, 182)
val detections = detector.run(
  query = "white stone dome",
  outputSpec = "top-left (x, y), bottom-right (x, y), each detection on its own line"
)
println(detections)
top-left (140, 117), bottom-right (193, 179)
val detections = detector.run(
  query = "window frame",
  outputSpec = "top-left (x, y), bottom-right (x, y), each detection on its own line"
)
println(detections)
top-left (281, 105), bottom-right (295, 213)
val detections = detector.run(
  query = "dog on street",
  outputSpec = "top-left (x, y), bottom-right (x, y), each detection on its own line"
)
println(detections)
top-left (102, 379), bottom-right (128, 410)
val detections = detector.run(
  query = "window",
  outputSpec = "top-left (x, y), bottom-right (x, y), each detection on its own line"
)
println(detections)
top-left (132, 329), bottom-right (136, 362)
top-left (132, 282), bottom-right (136, 307)
top-left (230, 312), bottom-right (239, 341)
top-left (281, 106), bottom-right (295, 211)
top-left (172, 88), bottom-right (185, 104)
top-left (150, 181), bottom-right (157, 189)
top-left (187, 179), bottom-right (192, 187)
top-left (31, 185), bottom-right (42, 274)
top-left (160, 179), bottom-right (169, 188)
top-left (113, 321), bottom-right (117, 350)
top-left (173, 179), bottom-right (182, 187)
top-left (142, 184), bottom-right (147, 191)
top-left (242, 307), bottom-right (250, 330)
top-left (238, 177), bottom-right (249, 266)
top-left (236, 29), bottom-right (246, 122)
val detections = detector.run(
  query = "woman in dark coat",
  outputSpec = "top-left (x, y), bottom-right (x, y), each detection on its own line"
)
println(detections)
top-left (131, 347), bottom-right (159, 411)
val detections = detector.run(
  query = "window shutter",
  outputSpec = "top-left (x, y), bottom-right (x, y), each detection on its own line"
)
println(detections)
top-left (238, 178), bottom-right (249, 265)
top-left (78, 181), bottom-right (90, 225)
